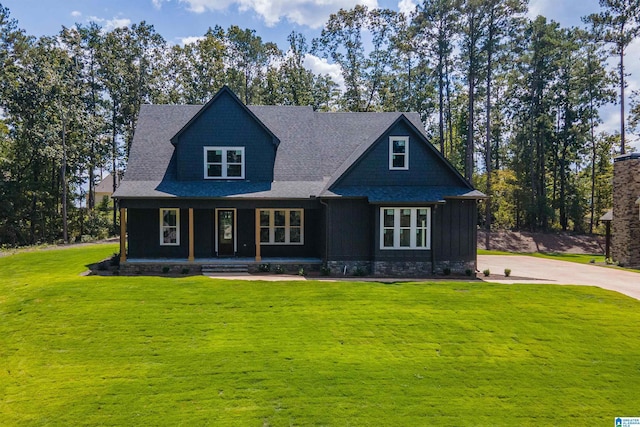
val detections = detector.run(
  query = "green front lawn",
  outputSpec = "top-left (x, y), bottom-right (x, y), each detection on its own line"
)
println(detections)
top-left (2, 245), bottom-right (640, 425)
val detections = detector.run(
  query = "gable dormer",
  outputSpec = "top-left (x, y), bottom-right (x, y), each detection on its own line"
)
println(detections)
top-left (329, 115), bottom-right (471, 189)
top-left (171, 86), bottom-right (279, 182)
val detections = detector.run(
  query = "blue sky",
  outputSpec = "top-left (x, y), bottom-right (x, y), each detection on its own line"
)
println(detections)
top-left (2, 0), bottom-right (639, 148)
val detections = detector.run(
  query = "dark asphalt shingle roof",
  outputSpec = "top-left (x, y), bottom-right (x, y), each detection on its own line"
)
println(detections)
top-left (115, 99), bottom-right (480, 201)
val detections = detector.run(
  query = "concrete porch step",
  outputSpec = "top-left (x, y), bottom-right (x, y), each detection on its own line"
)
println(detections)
top-left (202, 264), bottom-right (249, 275)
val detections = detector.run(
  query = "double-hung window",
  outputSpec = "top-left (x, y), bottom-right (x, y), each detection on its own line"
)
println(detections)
top-left (259, 209), bottom-right (304, 245)
top-left (204, 147), bottom-right (245, 179)
top-left (160, 208), bottom-right (180, 246)
top-left (380, 207), bottom-right (430, 249)
top-left (389, 136), bottom-right (409, 170)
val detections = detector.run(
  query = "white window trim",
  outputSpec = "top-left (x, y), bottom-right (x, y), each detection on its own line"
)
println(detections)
top-left (389, 136), bottom-right (409, 170)
top-left (259, 209), bottom-right (304, 245)
top-left (379, 207), bottom-right (431, 250)
top-left (203, 146), bottom-right (245, 179)
top-left (160, 208), bottom-right (180, 246)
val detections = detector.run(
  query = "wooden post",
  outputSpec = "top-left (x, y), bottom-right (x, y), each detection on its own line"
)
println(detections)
top-left (119, 207), bottom-right (127, 263)
top-left (255, 209), bottom-right (261, 262)
top-left (605, 221), bottom-right (611, 260)
top-left (188, 208), bottom-right (194, 262)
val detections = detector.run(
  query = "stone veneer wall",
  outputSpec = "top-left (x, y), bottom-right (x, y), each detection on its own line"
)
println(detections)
top-left (327, 260), bottom-right (476, 277)
top-left (612, 154), bottom-right (640, 268)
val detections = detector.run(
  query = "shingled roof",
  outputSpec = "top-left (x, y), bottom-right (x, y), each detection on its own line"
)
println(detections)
top-left (114, 94), bottom-right (479, 201)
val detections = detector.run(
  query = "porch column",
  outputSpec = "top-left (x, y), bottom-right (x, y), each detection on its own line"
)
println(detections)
top-left (188, 208), bottom-right (194, 262)
top-left (119, 207), bottom-right (127, 263)
top-left (255, 208), bottom-right (261, 262)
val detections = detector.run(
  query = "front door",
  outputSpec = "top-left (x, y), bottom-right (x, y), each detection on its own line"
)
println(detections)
top-left (216, 209), bottom-right (235, 256)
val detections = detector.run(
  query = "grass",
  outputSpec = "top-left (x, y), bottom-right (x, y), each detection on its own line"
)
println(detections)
top-left (2, 245), bottom-right (640, 425)
top-left (479, 249), bottom-right (606, 264)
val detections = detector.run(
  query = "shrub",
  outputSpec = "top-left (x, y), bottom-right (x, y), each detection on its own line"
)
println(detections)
top-left (504, 268), bottom-right (511, 277)
top-left (589, 258), bottom-right (595, 264)
top-left (162, 266), bottom-right (170, 274)
top-left (110, 253), bottom-right (120, 267)
top-left (274, 265), bottom-right (284, 274)
top-left (320, 265), bottom-right (331, 276)
top-left (298, 267), bottom-right (306, 276)
top-left (483, 269), bottom-right (490, 277)
top-left (443, 267), bottom-right (451, 276)
top-left (353, 266), bottom-right (366, 277)
top-left (258, 263), bottom-right (271, 273)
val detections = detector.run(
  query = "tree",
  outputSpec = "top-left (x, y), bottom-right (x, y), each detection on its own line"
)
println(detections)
top-left (585, 0), bottom-right (640, 155)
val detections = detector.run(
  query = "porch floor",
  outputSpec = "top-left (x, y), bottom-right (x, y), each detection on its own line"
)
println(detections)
top-left (124, 257), bottom-right (323, 265)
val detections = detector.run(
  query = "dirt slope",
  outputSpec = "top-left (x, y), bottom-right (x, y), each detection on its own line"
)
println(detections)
top-left (478, 230), bottom-right (605, 254)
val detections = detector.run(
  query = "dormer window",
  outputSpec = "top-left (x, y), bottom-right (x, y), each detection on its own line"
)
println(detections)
top-left (204, 147), bottom-right (245, 179)
top-left (389, 137), bottom-right (409, 170)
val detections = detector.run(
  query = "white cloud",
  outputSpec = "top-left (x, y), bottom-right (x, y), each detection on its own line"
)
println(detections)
top-left (152, 0), bottom-right (168, 8)
top-left (178, 0), bottom-right (378, 28)
top-left (303, 53), bottom-right (345, 90)
top-left (88, 16), bottom-right (132, 31)
top-left (180, 36), bottom-right (205, 45)
top-left (397, 0), bottom-right (415, 17)
top-left (71, 11), bottom-right (82, 18)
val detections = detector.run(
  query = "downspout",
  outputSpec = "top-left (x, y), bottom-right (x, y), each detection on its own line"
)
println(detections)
top-left (318, 198), bottom-right (330, 265)
top-left (431, 204), bottom-right (437, 275)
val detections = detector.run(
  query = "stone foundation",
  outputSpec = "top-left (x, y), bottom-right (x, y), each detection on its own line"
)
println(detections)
top-left (327, 260), bottom-right (476, 278)
top-left (612, 154), bottom-right (640, 268)
top-left (120, 262), bottom-right (201, 275)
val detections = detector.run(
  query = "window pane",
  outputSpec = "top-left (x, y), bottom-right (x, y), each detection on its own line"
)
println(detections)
top-left (274, 227), bottom-right (285, 243)
top-left (400, 209), bottom-right (411, 227)
top-left (227, 164), bottom-right (242, 177)
top-left (384, 209), bottom-right (395, 227)
top-left (208, 164), bottom-right (222, 177)
top-left (393, 139), bottom-right (405, 153)
top-left (392, 154), bottom-right (405, 168)
top-left (274, 211), bottom-right (286, 226)
top-left (400, 229), bottom-right (411, 247)
top-left (416, 229), bottom-right (426, 247)
top-left (260, 211), bottom-right (270, 227)
top-left (290, 227), bottom-right (301, 243)
top-left (417, 209), bottom-right (428, 227)
top-left (290, 210), bottom-right (301, 226)
top-left (163, 228), bottom-right (176, 244)
top-left (383, 229), bottom-right (394, 247)
top-left (163, 210), bottom-right (176, 226)
top-left (207, 150), bottom-right (222, 163)
top-left (227, 150), bottom-right (242, 164)
top-left (260, 228), bottom-right (270, 243)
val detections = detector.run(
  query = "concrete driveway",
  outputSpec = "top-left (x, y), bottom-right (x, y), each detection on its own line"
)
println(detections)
top-left (478, 255), bottom-right (640, 300)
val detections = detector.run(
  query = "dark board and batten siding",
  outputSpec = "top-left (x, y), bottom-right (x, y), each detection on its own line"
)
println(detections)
top-left (335, 120), bottom-right (463, 188)
top-left (174, 90), bottom-right (276, 182)
top-left (325, 199), bottom-right (372, 261)
top-left (432, 199), bottom-right (477, 263)
top-left (126, 204), bottom-right (322, 259)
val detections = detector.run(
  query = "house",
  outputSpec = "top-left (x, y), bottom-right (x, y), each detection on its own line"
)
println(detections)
top-left (113, 87), bottom-right (485, 276)
top-left (610, 153), bottom-right (640, 268)
top-left (92, 173), bottom-right (116, 206)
